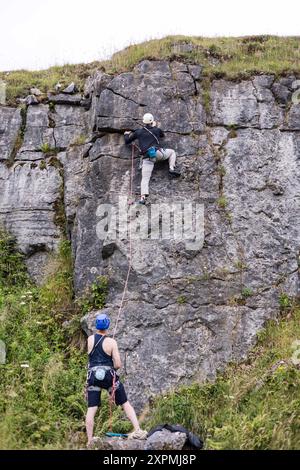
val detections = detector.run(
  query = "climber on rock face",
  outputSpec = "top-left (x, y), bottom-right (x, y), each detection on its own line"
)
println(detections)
top-left (85, 312), bottom-right (147, 447)
top-left (124, 113), bottom-right (181, 205)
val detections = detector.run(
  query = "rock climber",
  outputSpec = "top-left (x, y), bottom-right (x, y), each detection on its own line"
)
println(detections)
top-left (85, 312), bottom-right (147, 446)
top-left (124, 113), bottom-right (181, 204)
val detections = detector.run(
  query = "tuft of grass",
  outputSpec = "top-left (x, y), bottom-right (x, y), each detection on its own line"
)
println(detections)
top-left (40, 143), bottom-right (59, 155)
top-left (217, 196), bottom-right (228, 209)
top-left (176, 295), bottom-right (187, 305)
top-left (71, 135), bottom-right (88, 146)
top-left (0, 36), bottom-right (299, 106)
top-left (241, 287), bottom-right (253, 299)
top-left (146, 305), bottom-right (300, 449)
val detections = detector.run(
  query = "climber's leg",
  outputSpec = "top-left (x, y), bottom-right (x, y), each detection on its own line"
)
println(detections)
top-left (156, 149), bottom-right (181, 176)
top-left (86, 406), bottom-right (98, 446)
top-left (140, 159), bottom-right (154, 199)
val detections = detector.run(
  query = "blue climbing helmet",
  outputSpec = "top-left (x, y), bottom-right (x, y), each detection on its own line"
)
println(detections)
top-left (95, 312), bottom-right (110, 330)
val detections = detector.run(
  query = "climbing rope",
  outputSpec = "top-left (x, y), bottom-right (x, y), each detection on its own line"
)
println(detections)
top-left (109, 144), bottom-right (135, 431)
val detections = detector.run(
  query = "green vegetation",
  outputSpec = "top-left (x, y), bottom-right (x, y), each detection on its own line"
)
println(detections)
top-left (40, 143), bottom-right (59, 155)
top-left (176, 295), bottom-right (187, 305)
top-left (201, 77), bottom-right (211, 113)
top-left (279, 293), bottom-right (293, 311)
top-left (1, 35), bottom-right (299, 106)
top-left (218, 165), bottom-right (226, 177)
top-left (228, 129), bottom-right (238, 139)
top-left (72, 135), bottom-right (88, 146)
top-left (1, 227), bottom-right (300, 449)
top-left (77, 276), bottom-right (109, 315)
top-left (146, 306), bottom-right (300, 449)
top-left (241, 287), bottom-right (253, 299)
top-left (39, 160), bottom-right (47, 171)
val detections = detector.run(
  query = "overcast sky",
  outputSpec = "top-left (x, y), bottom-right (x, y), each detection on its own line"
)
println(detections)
top-left (0, 0), bottom-right (299, 71)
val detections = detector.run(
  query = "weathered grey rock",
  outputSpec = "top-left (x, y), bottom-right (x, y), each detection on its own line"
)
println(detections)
top-left (95, 60), bottom-right (205, 134)
top-left (172, 42), bottom-right (195, 54)
top-left (19, 104), bottom-right (55, 153)
top-left (210, 78), bottom-right (285, 129)
top-left (89, 429), bottom-right (187, 450)
top-left (88, 134), bottom-right (128, 161)
top-left (25, 94), bottom-right (39, 105)
top-left (223, 128), bottom-right (300, 300)
top-left (90, 436), bottom-right (145, 451)
top-left (0, 106), bottom-right (22, 160)
top-left (252, 75), bottom-right (284, 128)
top-left (0, 161), bottom-right (62, 278)
top-left (145, 429), bottom-right (186, 450)
top-left (1, 61), bottom-right (300, 412)
top-left (210, 79), bottom-right (259, 127)
top-left (50, 105), bottom-right (90, 148)
top-left (84, 71), bottom-right (112, 97)
top-left (58, 145), bottom-right (90, 229)
top-left (209, 126), bottom-right (229, 146)
top-left (17, 104), bottom-right (90, 157)
top-left (48, 93), bottom-right (83, 106)
top-left (16, 151), bottom-right (47, 162)
top-left (286, 104), bottom-right (300, 130)
top-left (188, 64), bottom-right (203, 80)
top-left (271, 76), bottom-right (295, 105)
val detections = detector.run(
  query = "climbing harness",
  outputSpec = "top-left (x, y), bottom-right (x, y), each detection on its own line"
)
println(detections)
top-left (142, 125), bottom-right (160, 159)
top-left (146, 146), bottom-right (157, 158)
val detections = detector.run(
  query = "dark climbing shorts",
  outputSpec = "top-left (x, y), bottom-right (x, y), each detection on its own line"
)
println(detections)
top-left (87, 369), bottom-right (128, 408)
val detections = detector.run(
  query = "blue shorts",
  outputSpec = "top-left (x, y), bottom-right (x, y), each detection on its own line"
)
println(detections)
top-left (87, 369), bottom-right (127, 408)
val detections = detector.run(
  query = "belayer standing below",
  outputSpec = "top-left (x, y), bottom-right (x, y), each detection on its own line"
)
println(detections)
top-left (124, 113), bottom-right (181, 204)
top-left (85, 312), bottom-right (147, 446)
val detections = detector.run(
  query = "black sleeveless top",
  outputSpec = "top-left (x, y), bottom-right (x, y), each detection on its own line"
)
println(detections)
top-left (88, 334), bottom-right (114, 369)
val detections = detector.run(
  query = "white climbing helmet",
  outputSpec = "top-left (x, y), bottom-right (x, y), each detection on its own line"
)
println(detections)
top-left (142, 113), bottom-right (154, 125)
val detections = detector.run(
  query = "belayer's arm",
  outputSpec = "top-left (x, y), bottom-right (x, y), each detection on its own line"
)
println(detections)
top-left (111, 340), bottom-right (122, 370)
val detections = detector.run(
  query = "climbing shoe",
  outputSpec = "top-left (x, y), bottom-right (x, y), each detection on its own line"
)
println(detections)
top-left (169, 168), bottom-right (181, 177)
top-left (128, 429), bottom-right (148, 440)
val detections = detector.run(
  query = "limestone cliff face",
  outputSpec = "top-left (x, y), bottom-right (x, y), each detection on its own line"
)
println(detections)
top-left (0, 60), bottom-right (300, 409)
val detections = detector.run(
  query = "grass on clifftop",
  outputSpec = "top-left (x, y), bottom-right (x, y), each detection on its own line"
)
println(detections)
top-left (1, 35), bottom-right (299, 106)
top-left (0, 227), bottom-right (300, 449)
